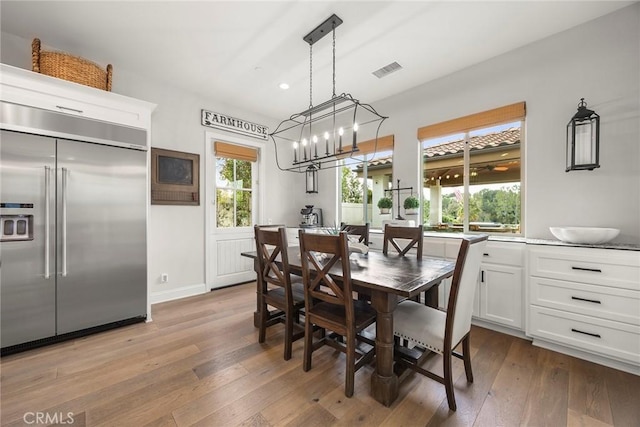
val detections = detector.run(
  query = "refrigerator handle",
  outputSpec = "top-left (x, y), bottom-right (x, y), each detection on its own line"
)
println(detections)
top-left (62, 167), bottom-right (68, 277)
top-left (44, 166), bottom-right (51, 279)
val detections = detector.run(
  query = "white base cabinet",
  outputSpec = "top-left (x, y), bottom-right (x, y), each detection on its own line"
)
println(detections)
top-left (473, 241), bottom-right (524, 330)
top-left (477, 263), bottom-right (523, 329)
top-left (527, 245), bottom-right (640, 375)
top-left (425, 238), bottom-right (525, 332)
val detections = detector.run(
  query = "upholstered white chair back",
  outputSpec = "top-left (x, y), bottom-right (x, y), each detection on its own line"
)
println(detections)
top-left (449, 236), bottom-right (487, 347)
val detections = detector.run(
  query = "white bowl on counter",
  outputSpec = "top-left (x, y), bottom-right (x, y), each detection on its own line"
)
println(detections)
top-left (549, 227), bottom-right (620, 244)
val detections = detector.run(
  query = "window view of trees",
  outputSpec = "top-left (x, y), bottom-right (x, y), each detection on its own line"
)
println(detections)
top-left (341, 166), bottom-right (363, 203)
top-left (340, 143), bottom-right (392, 228)
top-left (216, 158), bottom-right (253, 227)
top-left (438, 184), bottom-right (520, 225)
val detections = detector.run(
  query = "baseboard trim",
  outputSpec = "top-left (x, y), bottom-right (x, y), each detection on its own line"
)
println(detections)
top-left (531, 338), bottom-right (640, 376)
top-left (150, 283), bottom-right (207, 304)
top-left (472, 318), bottom-right (528, 340)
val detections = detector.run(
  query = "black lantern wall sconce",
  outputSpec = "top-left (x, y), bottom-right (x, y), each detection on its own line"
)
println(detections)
top-left (566, 98), bottom-right (600, 172)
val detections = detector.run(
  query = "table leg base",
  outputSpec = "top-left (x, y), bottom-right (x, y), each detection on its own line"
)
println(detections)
top-left (371, 372), bottom-right (399, 407)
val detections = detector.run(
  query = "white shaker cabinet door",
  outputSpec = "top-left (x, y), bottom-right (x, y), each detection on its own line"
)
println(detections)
top-left (479, 264), bottom-right (523, 329)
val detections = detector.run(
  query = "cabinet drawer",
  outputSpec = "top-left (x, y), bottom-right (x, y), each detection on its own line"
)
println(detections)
top-left (530, 306), bottom-right (640, 365)
top-left (481, 241), bottom-right (524, 266)
top-left (528, 246), bottom-right (640, 290)
top-left (530, 277), bottom-right (640, 325)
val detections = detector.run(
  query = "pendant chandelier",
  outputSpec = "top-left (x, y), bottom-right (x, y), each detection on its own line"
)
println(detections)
top-left (269, 14), bottom-right (388, 178)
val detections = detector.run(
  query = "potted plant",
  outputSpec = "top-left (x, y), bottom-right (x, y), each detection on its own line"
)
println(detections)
top-left (377, 197), bottom-right (392, 214)
top-left (403, 195), bottom-right (419, 215)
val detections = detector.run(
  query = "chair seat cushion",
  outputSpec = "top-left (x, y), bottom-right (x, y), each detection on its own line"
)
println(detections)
top-left (393, 300), bottom-right (445, 354)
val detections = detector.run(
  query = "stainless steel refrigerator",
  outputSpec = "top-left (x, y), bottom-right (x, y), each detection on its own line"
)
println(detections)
top-left (1, 102), bottom-right (147, 352)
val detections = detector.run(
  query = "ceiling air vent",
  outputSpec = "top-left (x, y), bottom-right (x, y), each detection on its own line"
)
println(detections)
top-left (372, 62), bottom-right (402, 78)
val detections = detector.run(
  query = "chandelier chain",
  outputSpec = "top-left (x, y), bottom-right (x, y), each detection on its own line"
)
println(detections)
top-left (309, 43), bottom-right (313, 109)
top-left (332, 24), bottom-right (336, 98)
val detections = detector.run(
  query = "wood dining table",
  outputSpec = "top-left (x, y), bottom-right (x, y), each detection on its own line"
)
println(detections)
top-left (240, 246), bottom-right (456, 407)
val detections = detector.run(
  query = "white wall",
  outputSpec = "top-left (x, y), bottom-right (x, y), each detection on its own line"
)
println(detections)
top-left (312, 3), bottom-right (640, 244)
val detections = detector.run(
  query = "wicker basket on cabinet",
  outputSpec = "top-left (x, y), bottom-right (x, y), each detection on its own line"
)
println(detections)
top-left (31, 38), bottom-right (112, 91)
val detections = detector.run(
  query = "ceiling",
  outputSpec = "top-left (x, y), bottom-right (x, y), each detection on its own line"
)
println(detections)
top-left (1, 1), bottom-right (633, 121)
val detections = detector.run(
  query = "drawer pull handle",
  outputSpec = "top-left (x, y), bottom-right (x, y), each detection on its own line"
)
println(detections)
top-left (571, 328), bottom-right (601, 339)
top-left (571, 296), bottom-right (601, 304)
top-left (571, 266), bottom-right (602, 273)
top-left (483, 253), bottom-right (489, 257)
top-left (56, 105), bottom-right (84, 114)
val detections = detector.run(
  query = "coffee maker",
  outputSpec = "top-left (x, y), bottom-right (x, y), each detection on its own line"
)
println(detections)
top-left (300, 205), bottom-right (323, 228)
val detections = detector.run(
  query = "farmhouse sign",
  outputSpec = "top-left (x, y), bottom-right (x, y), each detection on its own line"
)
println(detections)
top-left (201, 110), bottom-right (268, 140)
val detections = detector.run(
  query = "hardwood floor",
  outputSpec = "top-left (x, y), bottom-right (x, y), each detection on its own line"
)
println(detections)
top-left (1, 282), bottom-right (638, 427)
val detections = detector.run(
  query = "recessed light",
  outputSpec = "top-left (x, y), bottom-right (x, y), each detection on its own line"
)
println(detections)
top-left (279, 83), bottom-right (290, 90)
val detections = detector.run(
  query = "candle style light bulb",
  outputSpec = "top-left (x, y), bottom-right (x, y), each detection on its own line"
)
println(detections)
top-left (338, 127), bottom-right (344, 152)
top-left (302, 138), bottom-right (308, 161)
top-left (324, 132), bottom-right (330, 155)
top-left (293, 141), bottom-right (298, 163)
top-left (352, 123), bottom-right (359, 150)
top-left (312, 135), bottom-right (318, 157)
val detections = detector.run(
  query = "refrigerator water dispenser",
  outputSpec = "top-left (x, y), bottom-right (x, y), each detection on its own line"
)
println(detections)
top-left (1, 215), bottom-right (33, 242)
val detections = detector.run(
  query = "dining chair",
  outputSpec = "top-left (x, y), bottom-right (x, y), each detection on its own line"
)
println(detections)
top-left (382, 224), bottom-right (428, 303)
top-left (382, 223), bottom-right (423, 257)
top-left (392, 234), bottom-right (488, 411)
top-left (254, 225), bottom-right (305, 360)
top-left (298, 230), bottom-right (377, 397)
top-left (340, 223), bottom-right (370, 245)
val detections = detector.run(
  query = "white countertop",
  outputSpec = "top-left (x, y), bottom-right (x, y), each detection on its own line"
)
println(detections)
top-left (286, 226), bottom-right (639, 250)
top-left (525, 238), bottom-right (640, 251)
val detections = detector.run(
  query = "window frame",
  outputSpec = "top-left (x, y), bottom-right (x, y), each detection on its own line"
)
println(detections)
top-left (215, 157), bottom-right (257, 229)
top-left (421, 119), bottom-right (524, 236)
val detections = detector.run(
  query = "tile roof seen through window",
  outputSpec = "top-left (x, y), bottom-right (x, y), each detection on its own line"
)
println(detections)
top-left (358, 128), bottom-right (521, 169)
top-left (424, 128), bottom-right (520, 158)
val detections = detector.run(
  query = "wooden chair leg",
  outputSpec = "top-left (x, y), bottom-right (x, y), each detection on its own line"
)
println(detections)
top-left (258, 303), bottom-right (267, 343)
top-left (303, 318), bottom-right (313, 372)
top-left (284, 307), bottom-right (293, 361)
top-left (462, 334), bottom-right (473, 383)
top-left (443, 352), bottom-right (457, 411)
top-left (345, 332), bottom-right (355, 398)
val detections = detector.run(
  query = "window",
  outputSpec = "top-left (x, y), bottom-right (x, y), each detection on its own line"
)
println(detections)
top-left (214, 141), bottom-right (257, 228)
top-left (419, 103), bottom-right (525, 235)
top-left (340, 135), bottom-right (394, 229)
